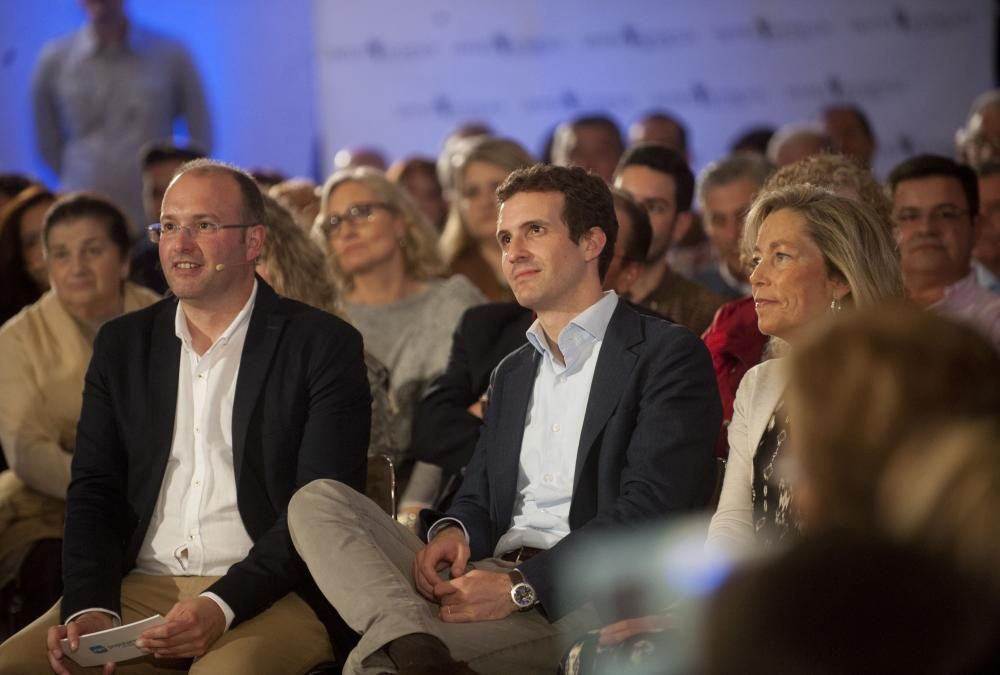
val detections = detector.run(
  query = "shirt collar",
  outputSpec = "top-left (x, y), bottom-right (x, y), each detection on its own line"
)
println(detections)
top-left (940, 270), bottom-right (978, 302)
top-left (525, 291), bottom-right (619, 370)
top-left (174, 280), bottom-right (258, 353)
top-left (79, 19), bottom-right (140, 56)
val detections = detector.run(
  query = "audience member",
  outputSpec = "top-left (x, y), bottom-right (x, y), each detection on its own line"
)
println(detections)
top-left (133, 142), bottom-right (206, 294)
top-left (436, 121), bottom-right (494, 199)
top-left (256, 193), bottom-right (394, 463)
top-left (614, 144), bottom-right (725, 333)
top-left (439, 137), bottom-right (535, 301)
top-left (334, 146), bottom-right (389, 172)
top-left (387, 158), bottom-right (449, 232)
top-left (974, 160), bottom-right (1000, 292)
top-left (730, 126), bottom-right (775, 156)
top-left (765, 123), bottom-right (830, 167)
top-left (702, 153), bottom-right (896, 458)
top-left (956, 88), bottom-right (1000, 169)
top-left (0, 174), bottom-right (33, 213)
top-left (410, 188), bottom-right (654, 500)
top-left (701, 532), bottom-right (1000, 675)
top-left (288, 164), bottom-right (720, 674)
top-left (0, 159), bottom-right (371, 674)
top-left (787, 305), bottom-right (1000, 536)
top-left (551, 114), bottom-right (625, 183)
top-left (268, 178), bottom-right (322, 230)
top-left (314, 167), bottom-right (484, 528)
top-left (887, 154), bottom-right (1000, 346)
top-left (0, 185), bottom-right (56, 326)
top-left (694, 152), bottom-right (772, 299)
top-left (821, 103), bottom-right (877, 169)
top-left (628, 111), bottom-right (690, 160)
top-left (31, 0), bottom-right (211, 230)
top-left (707, 185), bottom-right (901, 552)
top-left (0, 193), bottom-right (159, 634)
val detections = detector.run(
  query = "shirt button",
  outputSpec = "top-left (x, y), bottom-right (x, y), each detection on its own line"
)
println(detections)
top-left (551, 423), bottom-right (560, 432)
top-left (194, 426), bottom-right (200, 433)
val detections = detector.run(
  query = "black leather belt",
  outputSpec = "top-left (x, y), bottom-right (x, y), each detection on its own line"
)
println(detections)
top-left (499, 546), bottom-right (544, 563)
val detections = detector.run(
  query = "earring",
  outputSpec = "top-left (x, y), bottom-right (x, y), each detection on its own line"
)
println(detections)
top-left (830, 297), bottom-right (843, 313)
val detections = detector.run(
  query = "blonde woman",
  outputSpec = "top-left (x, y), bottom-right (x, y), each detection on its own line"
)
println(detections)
top-left (315, 168), bottom-right (484, 525)
top-left (707, 184), bottom-right (902, 551)
top-left (439, 136), bottom-right (535, 301)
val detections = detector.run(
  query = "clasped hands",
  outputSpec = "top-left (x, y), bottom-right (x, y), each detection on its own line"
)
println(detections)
top-left (46, 596), bottom-right (226, 674)
top-left (412, 526), bottom-right (515, 623)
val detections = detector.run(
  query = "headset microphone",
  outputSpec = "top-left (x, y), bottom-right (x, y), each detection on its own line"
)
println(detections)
top-left (215, 263), bottom-right (225, 271)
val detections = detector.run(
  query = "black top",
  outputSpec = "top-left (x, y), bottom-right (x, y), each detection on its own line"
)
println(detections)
top-left (752, 399), bottom-right (799, 547)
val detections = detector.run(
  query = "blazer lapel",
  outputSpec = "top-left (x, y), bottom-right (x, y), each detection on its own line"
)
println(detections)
top-left (145, 301), bottom-right (181, 489)
top-left (573, 303), bottom-right (641, 492)
top-left (492, 347), bottom-right (539, 527)
top-left (231, 281), bottom-right (285, 481)
top-left (747, 359), bottom-right (787, 458)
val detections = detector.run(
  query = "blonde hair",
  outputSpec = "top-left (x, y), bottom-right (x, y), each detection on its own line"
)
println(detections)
top-left (878, 420), bottom-right (1000, 591)
top-left (788, 305), bottom-right (1000, 531)
top-left (439, 136), bottom-right (535, 264)
top-left (763, 153), bottom-right (892, 226)
top-left (742, 184), bottom-right (903, 309)
top-left (315, 167), bottom-right (443, 291)
top-left (259, 194), bottom-right (341, 315)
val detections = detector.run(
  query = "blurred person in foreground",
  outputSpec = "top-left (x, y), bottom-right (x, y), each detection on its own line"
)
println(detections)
top-left (438, 137), bottom-right (535, 301)
top-left (0, 193), bottom-right (159, 633)
top-left (288, 165), bottom-right (719, 674)
top-left (887, 154), bottom-right (1000, 346)
top-left (785, 305), bottom-right (1000, 583)
top-left (313, 167), bottom-right (484, 529)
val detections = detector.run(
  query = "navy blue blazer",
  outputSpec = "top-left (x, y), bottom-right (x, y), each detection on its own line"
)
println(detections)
top-left (425, 300), bottom-right (720, 621)
top-left (62, 279), bottom-right (371, 626)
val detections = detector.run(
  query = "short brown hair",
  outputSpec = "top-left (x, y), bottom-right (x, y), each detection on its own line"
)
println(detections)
top-left (497, 164), bottom-right (618, 280)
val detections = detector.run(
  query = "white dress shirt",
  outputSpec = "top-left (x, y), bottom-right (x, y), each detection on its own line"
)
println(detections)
top-left (428, 292), bottom-right (619, 554)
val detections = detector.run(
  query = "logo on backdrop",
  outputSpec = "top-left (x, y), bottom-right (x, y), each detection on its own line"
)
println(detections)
top-left (848, 6), bottom-right (976, 35)
top-left (523, 90), bottom-right (636, 114)
top-left (322, 38), bottom-right (437, 63)
top-left (584, 24), bottom-right (696, 50)
top-left (454, 32), bottom-right (563, 56)
top-left (396, 94), bottom-right (505, 119)
top-left (716, 16), bottom-right (833, 42)
top-left (785, 75), bottom-right (905, 103)
top-left (651, 82), bottom-right (767, 108)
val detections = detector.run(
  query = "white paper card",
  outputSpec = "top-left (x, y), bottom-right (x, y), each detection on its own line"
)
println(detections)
top-left (60, 614), bottom-right (167, 667)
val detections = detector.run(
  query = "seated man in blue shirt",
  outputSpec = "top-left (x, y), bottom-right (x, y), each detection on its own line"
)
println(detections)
top-left (288, 164), bottom-right (720, 674)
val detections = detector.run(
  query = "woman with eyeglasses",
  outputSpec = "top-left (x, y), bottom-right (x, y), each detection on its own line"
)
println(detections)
top-left (0, 193), bottom-right (159, 630)
top-left (438, 136), bottom-right (535, 301)
top-left (314, 167), bottom-right (484, 530)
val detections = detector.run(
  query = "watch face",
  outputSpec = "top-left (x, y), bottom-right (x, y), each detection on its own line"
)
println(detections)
top-left (512, 583), bottom-right (536, 608)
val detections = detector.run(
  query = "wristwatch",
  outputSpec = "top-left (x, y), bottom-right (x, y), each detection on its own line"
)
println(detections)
top-left (508, 568), bottom-right (537, 611)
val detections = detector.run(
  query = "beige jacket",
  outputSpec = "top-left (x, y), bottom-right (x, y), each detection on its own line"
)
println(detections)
top-left (0, 283), bottom-right (160, 499)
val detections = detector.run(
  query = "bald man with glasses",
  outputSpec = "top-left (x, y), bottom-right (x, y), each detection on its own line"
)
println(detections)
top-left (0, 159), bottom-right (371, 674)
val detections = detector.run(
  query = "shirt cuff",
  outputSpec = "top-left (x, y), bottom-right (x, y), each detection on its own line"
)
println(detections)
top-left (200, 592), bottom-right (235, 631)
top-left (65, 608), bottom-right (121, 627)
top-left (426, 517), bottom-right (469, 544)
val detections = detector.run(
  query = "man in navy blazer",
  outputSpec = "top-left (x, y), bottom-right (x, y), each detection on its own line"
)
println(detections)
top-left (0, 160), bottom-right (370, 674)
top-left (288, 165), bottom-right (719, 674)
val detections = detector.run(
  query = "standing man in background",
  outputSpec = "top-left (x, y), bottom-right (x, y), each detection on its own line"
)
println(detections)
top-left (31, 0), bottom-right (212, 232)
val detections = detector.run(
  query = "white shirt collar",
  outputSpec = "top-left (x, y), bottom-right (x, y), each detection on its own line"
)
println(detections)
top-left (174, 280), bottom-right (258, 354)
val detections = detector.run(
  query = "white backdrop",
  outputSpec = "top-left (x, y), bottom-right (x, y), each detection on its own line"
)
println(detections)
top-left (312, 0), bottom-right (995, 177)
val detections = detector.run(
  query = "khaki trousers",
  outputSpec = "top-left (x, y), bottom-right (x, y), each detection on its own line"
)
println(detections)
top-left (0, 574), bottom-right (333, 674)
top-left (288, 479), bottom-right (598, 675)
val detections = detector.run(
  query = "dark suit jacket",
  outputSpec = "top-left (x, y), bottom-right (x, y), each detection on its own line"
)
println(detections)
top-left (62, 279), bottom-right (371, 626)
top-left (410, 302), bottom-right (534, 476)
top-left (424, 300), bottom-right (720, 621)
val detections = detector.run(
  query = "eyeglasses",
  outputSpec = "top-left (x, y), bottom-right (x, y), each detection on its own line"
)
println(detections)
top-left (321, 202), bottom-right (394, 237)
top-left (892, 205), bottom-right (970, 227)
top-left (147, 222), bottom-right (249, 243)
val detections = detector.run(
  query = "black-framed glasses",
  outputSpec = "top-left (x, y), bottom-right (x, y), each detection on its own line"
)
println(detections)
top-left (321, 202), bottom-right (394, 237)
top-left (147, 222), bottom-right (250, 243)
